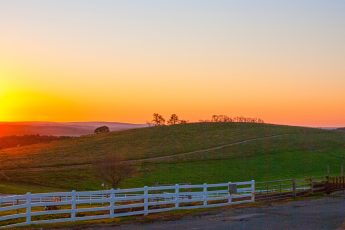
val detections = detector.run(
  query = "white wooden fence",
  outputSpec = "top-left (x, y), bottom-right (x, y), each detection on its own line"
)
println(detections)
top-left (0, 180), bottom-right (255, 228)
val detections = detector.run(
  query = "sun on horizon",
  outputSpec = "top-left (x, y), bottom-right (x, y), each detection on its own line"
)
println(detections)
top-left (1, 0), bottom-right (345, 127)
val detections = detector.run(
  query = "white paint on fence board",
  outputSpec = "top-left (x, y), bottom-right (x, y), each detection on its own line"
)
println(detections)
top-left (0, 180), bottom-right (255, 228)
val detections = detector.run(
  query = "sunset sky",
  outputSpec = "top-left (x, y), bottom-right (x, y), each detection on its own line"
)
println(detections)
top-left (0, 0), bottom-right (344, 127)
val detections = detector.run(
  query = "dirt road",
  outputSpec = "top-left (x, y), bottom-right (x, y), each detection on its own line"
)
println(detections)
top-left (127, 134), bottom-right (288, 163)
top-left (2, 134), bottom-right (287, 172)
top-left (78, 195), bottom-right (345, 230)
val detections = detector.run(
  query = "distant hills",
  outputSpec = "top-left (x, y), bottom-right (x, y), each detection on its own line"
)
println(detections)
top-left (337, 127), bottom-right (345, 131)
top-left (0, 121), bottom-right (147, 137)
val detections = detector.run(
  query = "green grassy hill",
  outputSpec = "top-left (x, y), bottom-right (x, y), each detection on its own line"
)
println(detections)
top-left (1, 122), bottom-right (345, 194)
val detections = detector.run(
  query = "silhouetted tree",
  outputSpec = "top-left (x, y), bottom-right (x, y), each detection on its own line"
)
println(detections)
top-left (210, 115), bottom-right (263, 124)
top-left (211, 115), bottom-right (220, 122)
top-left (94, 126), bottom-right (110, 134)
top-left (167, 114), bottom-right (179, 125)
top-left (95, 155), bottom-right (136, 189)
top-left (257, 118), bottom-right (265, 123)
top-left (211, 115), bottom-right (232, 122)
top-left (152, 113), bottom-right (165, 126)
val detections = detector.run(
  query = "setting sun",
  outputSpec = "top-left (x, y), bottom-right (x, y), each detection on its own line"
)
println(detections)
top-left (0, 0), bottom-right (344, 127)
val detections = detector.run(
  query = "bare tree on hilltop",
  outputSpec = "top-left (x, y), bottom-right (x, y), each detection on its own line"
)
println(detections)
top-left (149, 113), bottom-right (262, 126)
top-left (211, 115), bottom-right (264, 124)
top-left (152, 113), bottom-right (166, 126)
top-left (167, 114), bottom-right (179, 125)
top-left (211, 115), bottom-right (233, 122)
top-left (153, 113), bottom-right (188, 126)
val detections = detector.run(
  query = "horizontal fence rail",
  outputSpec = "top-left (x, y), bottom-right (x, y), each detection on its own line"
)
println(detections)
top-left (2, 176), bottom-right (341, 228)
top-left (254, 176), bottom-right (340, 202)
top-left (0, 180), bottom-right (255, 228)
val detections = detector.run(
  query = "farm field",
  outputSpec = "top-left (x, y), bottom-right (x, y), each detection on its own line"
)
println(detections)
top-left (0, 123), bottom-right (345, 193)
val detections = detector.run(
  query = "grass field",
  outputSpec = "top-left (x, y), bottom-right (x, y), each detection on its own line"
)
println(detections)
top-left (0, 122), bottom-right (344, 193)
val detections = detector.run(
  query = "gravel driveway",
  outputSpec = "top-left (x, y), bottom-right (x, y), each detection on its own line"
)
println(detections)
top-left (77, 195), bottom-right (345, 230)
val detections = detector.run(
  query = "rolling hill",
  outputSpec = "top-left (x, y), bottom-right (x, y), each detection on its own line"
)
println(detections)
top-left (0, 122), bottom-right (345, 194)
top-left (0, 121), bottom-right (147, 137)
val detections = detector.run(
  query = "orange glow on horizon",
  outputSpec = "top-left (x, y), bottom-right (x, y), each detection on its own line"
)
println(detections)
top-left (1, 1), bottom-right (344, 127)
top-left (1, 62), bottom-right (345, 127)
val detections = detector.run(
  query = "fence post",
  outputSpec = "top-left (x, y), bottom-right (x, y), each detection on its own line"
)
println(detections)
top-left (203, 183), bottom-right (208, 206)
top-left (292, 179), bottom-right (296, 199)
top-left (25, 192), bottom-right (31, 225)
top-left (325, 176), bottom-right (330, 194)
top-left (175, 184), bottom-right (180, 209)
top-left (110, 189), bottom-right (115, 218)
top-left (310, 178), bottom-right (314, 195)
top-left (71, 190), bottom-right (76, 221)
top-left (227, 182), bottom-right (232, 204)
top-left (144, 186), bottom-right (149, 215)
top-left (251, 180), bottom-right (255, 202)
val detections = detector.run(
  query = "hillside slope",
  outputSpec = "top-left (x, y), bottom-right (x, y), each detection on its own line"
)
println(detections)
top-left (0, 122), bottom-right (147, 137)
top-left (0, 123), bottom-right (344, 193)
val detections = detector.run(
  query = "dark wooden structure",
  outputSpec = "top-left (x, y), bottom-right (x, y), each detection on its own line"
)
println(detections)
top-left (255, 176), bottom-right (345, 202)
top-left (326, 176), bottom-right (345, 194)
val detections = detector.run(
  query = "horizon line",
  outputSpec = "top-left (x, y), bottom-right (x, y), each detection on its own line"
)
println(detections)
top-left (0, 120), bottom-right (343, 129)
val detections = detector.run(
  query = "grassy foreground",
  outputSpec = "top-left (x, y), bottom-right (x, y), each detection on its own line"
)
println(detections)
top-left (0, 122), bottom-right (344, 193)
